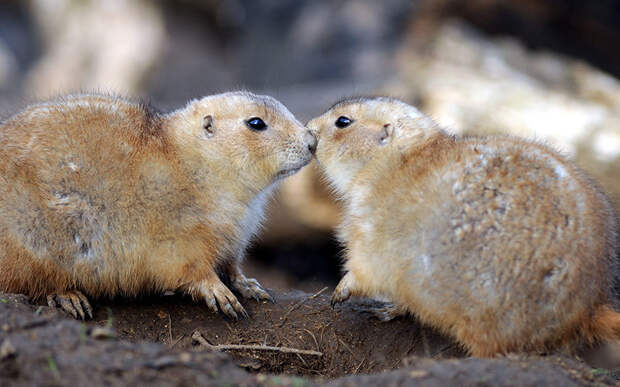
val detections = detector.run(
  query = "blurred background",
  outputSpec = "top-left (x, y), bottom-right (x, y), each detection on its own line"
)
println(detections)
top-left (0, 0), bottom-right (619, 292)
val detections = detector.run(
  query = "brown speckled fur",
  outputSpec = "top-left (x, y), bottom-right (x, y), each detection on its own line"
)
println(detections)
top-left (309, 96), bottom-right (619, 356)
top-left (0, 92), bottom-right (315, 318)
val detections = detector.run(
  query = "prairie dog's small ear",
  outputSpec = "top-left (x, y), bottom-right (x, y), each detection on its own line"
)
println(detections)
top-left (203, 115), bottom-right (214, 137)
top-left (378, 123), bottom-right (395, 145)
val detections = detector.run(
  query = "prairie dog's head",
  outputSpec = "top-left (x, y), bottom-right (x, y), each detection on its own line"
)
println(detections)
top-left (172, 91), bottom-right (316, 189)
top-left (307, 96), bottom-right (438, 193)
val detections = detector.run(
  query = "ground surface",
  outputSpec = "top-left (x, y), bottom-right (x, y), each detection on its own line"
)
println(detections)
top-left (1, 291), bottom-right (618, 386)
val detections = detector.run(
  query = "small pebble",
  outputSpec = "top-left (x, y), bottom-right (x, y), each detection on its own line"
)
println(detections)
top-left (90, 327), bottom-right (116, 340)
top-left (408, 369), bottom-right (429, 378)
top-left (0, 339), bottom-right (16, 360)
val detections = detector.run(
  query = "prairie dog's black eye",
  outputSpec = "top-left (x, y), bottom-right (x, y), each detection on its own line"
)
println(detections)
top-left (246, 117), bottom-right (267, 131)
top-left (335, 116), bottom-right (352, 128)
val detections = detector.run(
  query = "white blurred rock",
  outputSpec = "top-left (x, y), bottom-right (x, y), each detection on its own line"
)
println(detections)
top-left (26, 0), bottom-right (165, 96)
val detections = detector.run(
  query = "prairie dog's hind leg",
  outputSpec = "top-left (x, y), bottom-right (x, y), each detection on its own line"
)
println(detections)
top-left (222, 260), bottom-right (273, 302)
top-left (332, 271), bottom-right (406, 320)
top-left (355, 300), bottom-right (407, 322)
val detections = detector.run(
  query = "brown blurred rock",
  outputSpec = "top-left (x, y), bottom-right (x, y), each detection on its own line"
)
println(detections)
top-left (438, 0), bottom-right (620, 80)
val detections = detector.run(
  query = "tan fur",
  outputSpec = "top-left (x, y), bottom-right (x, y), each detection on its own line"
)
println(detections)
top-left (308, 96), bottom-right (619, 356)
top-left (0, 92), bottom-right (316, 317)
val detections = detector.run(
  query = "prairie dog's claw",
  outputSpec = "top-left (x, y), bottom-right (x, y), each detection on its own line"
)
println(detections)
top-left (331, 272), bottom-right (356, 307)
top-left (330, 287), bottom-right (351, 307)
top-left (47, 291), bottom-right (93, 320)
top-left (190, 278), bottom-right (248, 319)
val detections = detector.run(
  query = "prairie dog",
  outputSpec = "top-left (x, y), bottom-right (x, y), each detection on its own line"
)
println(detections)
top-left (0, 92), bottom-right (317, 319)
top-left (308, 96), bottom-right (619, 356)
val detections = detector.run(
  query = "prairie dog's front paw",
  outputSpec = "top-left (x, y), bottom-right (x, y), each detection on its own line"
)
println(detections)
top-left (331, 272), bottom-right (357, 306)
top-left (187, 277), bottom-right (248, 319)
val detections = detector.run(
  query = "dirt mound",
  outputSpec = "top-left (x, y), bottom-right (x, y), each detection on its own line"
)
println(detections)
top-left (90, 290), bottom-right (460, 377)
top-left (0, 291), bottom-right (617, 386)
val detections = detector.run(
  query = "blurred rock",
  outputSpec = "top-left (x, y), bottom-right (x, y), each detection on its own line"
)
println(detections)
top-left (148, 0), bottom-right (413, 108)
top-left (0, 1), bottom-right (37, 113)
top-left (437, 0), bottom-right (620, 80)
top-left (0, 40), bottom-right (17, 89)
top-left (383, 20), bottom-right (620, 211)
top-left (235, 0), bottom-right (414, 88)
top-left (26, 0), bottom-right (165, 96)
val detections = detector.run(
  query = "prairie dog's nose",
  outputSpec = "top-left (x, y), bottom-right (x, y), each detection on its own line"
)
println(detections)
top-left (305, 130), bottom-right (317, 154)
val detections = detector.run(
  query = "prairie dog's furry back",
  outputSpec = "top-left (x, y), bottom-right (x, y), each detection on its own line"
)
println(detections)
top-left (0, 92), bottom-right (317, 319)
top-left (309, 96), bottom-right (619, 357)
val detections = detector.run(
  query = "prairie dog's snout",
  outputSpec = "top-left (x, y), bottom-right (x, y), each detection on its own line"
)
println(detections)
top-left (271, 123), bottom-right (316, 180)
top-left (304, 130), bottom-right (317, 154)
top-left (306, 121), bottom-right (320, 149)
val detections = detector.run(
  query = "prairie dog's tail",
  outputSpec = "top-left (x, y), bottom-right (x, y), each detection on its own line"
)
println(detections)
top-left (581, 305), bottom-right (620, 369)
top-left (592, 305), bottom-right (620, 341)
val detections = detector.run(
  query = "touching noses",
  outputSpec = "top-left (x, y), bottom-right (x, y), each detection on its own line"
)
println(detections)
top-left (305, 130), bottom-right (317, 154)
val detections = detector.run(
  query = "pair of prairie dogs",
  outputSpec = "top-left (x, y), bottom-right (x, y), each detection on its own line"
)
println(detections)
top-left (0, 92), bottom-right (617, 358)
